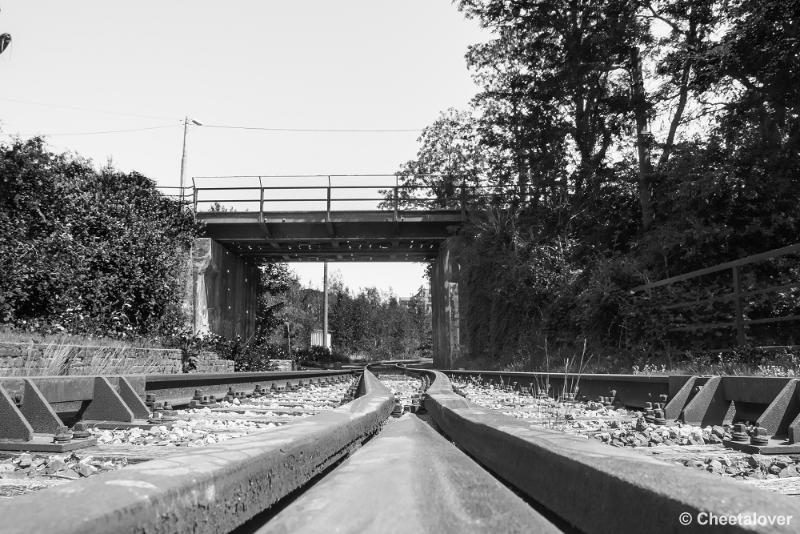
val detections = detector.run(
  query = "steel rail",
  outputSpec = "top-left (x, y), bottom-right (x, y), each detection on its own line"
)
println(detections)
top-left (404, 367), bottom-right (800, 534)
top-left (4, 366), bottom-right (800, 532)
top-left (0, 369), bottom-right (358, 415)
top-left (0, 369), bottom-right (393, 534)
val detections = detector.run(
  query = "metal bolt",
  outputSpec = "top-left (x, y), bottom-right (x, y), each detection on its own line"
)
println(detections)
top-left (653, 409), bottom-right (667, 425)
top-left (731, 423), bottom-right (749, 442)
top-left (750, 427), bottom-right (770, 446)
top-left (53, 425), bottom-right (73, 443)
top-left (71, 422), bottom-right (91, 439)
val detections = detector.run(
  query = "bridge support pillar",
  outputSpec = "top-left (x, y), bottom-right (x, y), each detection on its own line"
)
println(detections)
top-left (189, 238), bottom-right (258, 340)
top-left (431, 236), bottom-right (465, 369)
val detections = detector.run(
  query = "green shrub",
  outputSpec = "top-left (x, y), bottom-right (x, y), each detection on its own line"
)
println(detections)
top-left (296, 346), bottom-right (350, 367)
top-left (0, 138), bottom-right (198, 338)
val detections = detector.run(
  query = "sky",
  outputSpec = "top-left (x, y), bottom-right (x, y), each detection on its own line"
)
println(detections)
top-left (0, 1), bottom-right (488, 296)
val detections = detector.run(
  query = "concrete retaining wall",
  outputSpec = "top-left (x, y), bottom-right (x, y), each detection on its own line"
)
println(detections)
top-left (0, 342), bottom-right (182, 376)
top-left (0, 343), bottom-right (233, 376)
top-left (191, 351), bottom-right (234, 374)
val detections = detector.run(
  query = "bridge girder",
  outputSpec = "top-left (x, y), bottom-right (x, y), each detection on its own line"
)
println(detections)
top-left (198, 210), bottom-right (463, 262)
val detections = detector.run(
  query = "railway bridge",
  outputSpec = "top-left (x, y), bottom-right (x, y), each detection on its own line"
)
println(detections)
top-left (188, 175), bottom-right (470, 367)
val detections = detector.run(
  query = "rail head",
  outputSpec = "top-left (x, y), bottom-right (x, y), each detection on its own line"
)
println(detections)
top-left (408, 368), bottom-right (800, 534)
top-left (0, 370), bottom-right (393, 534)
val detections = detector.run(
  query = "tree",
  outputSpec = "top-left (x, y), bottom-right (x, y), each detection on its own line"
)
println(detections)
top-left (391, 109), bottom-right (485, 209)
top-left (629, 0), bottom-right (721, 230)
top-left (395, 0), bottom-right (800, 365)
top-left (459, 0), bottom-right (641, 208)
top-left (254, 263), bottom-right (296, 342)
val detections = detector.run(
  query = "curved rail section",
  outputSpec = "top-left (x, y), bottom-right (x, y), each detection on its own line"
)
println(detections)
top-left (0, 370), bottom-right (394, 534)
top-left (412, 368), bottom-right (800, 534)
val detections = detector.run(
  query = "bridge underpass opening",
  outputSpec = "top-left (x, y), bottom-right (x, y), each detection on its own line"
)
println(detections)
top-left (288, 260), bottom-right (432, 352)
top-left (188, 175), bottom-right (468, 367)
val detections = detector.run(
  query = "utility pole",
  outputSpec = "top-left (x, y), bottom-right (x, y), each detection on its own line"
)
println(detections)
top-left (180, 116), bottom-right (201, 334)
top-left (179, 117), bottom-right (202, 204)
top-left (323, 261), bottom-right (329, 350)
top-left (284, 321), bottom-right (293, 361)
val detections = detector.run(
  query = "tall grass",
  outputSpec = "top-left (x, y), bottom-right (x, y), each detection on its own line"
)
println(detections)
top-left (1, 330), bottom-right (172, 376)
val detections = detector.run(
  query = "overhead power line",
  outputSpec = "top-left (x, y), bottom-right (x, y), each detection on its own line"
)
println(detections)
top-left (199, 123), bottom-right (423, 133)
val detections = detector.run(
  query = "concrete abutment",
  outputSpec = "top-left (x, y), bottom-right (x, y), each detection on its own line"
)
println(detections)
top-left (430, 236), bottom-right (466, 369)
top-left (189, 238), bottom-right (258, 340)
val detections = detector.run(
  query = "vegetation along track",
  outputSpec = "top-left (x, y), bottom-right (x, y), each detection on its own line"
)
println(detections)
top-left (2, 367), bottom-right (800, 532)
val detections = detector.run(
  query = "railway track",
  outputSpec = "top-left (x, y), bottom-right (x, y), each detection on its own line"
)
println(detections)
top-left (1, 366), bottom-right (800, 532)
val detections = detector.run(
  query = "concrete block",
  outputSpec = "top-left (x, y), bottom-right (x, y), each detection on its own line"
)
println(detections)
top-left (682, 376), bottom-right (735, 427)
top-left (20, 379), bottom-right (63, 434)
top-left (0, 385), bottom-right (34, 442)
top-left (118, 377), bottom-right (150, 420)
top-left (757, 378), bottom-right (800, 438)
top-left (81, 377), bottom-right (135, 423)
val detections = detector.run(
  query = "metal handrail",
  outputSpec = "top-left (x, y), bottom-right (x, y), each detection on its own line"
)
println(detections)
top-left (632, 243), bottom-right (800, 346)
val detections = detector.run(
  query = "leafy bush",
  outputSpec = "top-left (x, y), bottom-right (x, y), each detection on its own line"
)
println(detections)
top-left (0, 138), bottom-right (198, 338)
top-left (233, 343), bottom-right (291, 372)
top-left (296, 346), bottom-right (350, 367)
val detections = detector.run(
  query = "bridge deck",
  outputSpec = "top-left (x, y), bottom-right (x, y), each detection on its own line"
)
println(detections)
top-left (198, 210), bottom-right (463, 262)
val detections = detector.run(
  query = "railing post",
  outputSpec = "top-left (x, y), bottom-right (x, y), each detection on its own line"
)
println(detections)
top-left (326, 176), bottom-right (332, 221)
top-left (732, 266), bottom-right (746, 345)
top-left (259, 176), bottom-right (264, 223)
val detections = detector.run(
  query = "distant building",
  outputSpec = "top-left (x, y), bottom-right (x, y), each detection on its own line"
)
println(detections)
top-left (399, 288), bottom-right (431, 314)
top-left (310, 329), bottom-right (331, 349)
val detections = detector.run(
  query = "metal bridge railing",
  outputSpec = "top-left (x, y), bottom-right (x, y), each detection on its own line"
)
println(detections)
top-left (159, 174), bottom-right (540, 220)
top-left (184, 174), bottom-right (521, 218)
